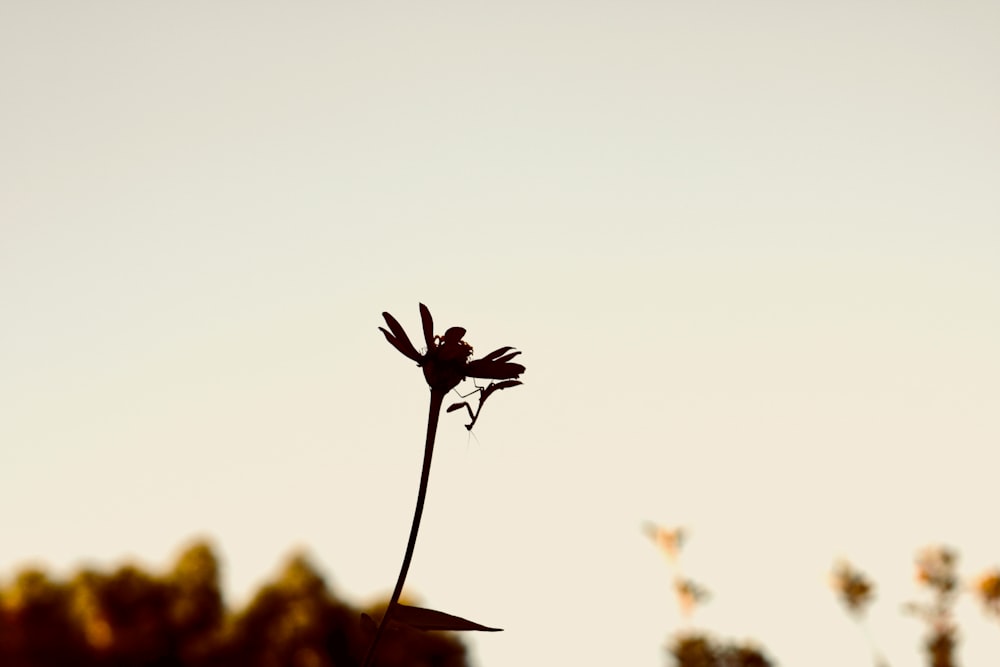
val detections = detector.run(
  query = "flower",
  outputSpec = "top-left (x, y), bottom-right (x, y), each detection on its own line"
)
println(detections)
top-left (643, 522), bottom-right (685, 563)
top-left (830, 560), bottom-right (875, 616)
top-left (379, 303), bottom-right (525, 393)
top-left (674, 577), bottom-right (710, 617)
top-left (974, 569), bottom-right (1000, 615)
top-left (914, 546), bottom-right (958, 594)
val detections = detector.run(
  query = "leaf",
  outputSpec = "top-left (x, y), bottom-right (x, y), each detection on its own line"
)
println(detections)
top-left (392, 604), bottom-right (503, 632)
top-left (360, 613), bottom-right (378, 637)
top-left (446, 402), bottom-right (468, 413)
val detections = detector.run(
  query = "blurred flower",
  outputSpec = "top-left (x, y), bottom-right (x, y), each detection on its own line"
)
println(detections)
top-left (830, 560), bottom-right (875, 616)
top-left (974, 569), bottom-right (1000, 617)
top-left (379, 304), bottom-right (525, 393)
top-left (914, 546), bottom-right (958, 594)
top-left (674, 578), bottom-right (710, 618)
top-left (906, 546), bottom-right (960, 667)
top-left (643, 522), bottom-right (686, 563)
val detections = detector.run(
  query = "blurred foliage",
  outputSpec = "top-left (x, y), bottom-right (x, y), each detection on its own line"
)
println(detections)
top-left (830, 560), bottom-right (875, 618)
top-left (649, 524), bottom-right (1000, 667)
top-left (975, 569), bottom-right (1000, 621)
top-left (669, 633), bottom-right (772, 667)
top-left (5, 533), bottom-right (998, 667)
top-left (905, 546), bottom-right (961, 667)
top-left (0, 540), bottom-right (466, 667)
top-left (645, 523), bottom-right (775, 667)
top-left (832, 545), bottom-right (1000, 667)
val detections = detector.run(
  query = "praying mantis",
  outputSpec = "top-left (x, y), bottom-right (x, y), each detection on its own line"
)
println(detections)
top-left (446, 378), bottom-right (523, 431)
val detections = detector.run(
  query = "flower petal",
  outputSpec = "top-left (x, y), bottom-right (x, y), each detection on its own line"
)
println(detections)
top-left (442, 326), bottom-right (467, 343)
top-left (418, 303), bottom-right (435, 351)
top-left (493, 351), bottom-right (522, 364)
top-left (380, 311), bottom-right (422, 361)
top-left (379, 327), bottom-right (422, 362)
top-left (381, 311), bottom-right (412, 345)
top-left (480, 346), bottom-right (514, 361)
top-left (466, 359), bottom-right (525, 380)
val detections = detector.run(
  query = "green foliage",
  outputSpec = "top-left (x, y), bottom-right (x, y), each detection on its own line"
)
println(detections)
top-left (0, 541), bottom-right (467, 667)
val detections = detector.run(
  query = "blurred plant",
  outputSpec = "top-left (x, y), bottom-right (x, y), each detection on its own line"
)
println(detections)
top-left (905, 546), bottom-right (961, 667)
top-left (365, 304), bottom-right (524, 667)
top-left (644, 522), bottom-right (774, 667)
top-left (830, 559), bottom-right (889, 667)
top-left (832, 545), bottom-right (1000, 667)
top-left (0, 540), bottom-right (468, 667)
top-left (645, 523), bottom-right (687, 565)
top-left (830, 559), bottom-right (875, 617)
top-left (1, 567), bottom-right (82, 666)
top-left (672, 634), bottom-right (774, 667)
top-left (974, 569), bottom-right (1000, 621)
top-left (644, 523), bottom-right (708, 621)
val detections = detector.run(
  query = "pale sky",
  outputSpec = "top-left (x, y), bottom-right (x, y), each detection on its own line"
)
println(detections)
top-left (2, 2), bottom-right (999, 665)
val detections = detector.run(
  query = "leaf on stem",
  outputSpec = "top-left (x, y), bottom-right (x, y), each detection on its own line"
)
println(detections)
top-left (392, 604), bottom-right (503, 632)
top-left (360, 613), bottom-right (378, 638)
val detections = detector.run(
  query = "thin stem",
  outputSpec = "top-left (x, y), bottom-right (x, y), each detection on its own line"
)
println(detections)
top-left (362, 388), bottom-right (445, 667)
top-left (857, 618), bottom-right (891, 667)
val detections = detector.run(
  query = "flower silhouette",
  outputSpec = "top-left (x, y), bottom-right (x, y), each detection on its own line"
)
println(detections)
top-left (363, 304), bottom-right (524, 667)
top-left (379, 303), bottom-right (525, 393)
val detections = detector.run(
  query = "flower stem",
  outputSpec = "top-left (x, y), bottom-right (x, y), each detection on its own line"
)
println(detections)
top-left (362, 388), bottom-right (445, 667)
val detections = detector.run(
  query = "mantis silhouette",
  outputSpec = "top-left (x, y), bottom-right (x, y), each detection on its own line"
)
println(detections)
top-left (447, 379), bottom-right (523, 430)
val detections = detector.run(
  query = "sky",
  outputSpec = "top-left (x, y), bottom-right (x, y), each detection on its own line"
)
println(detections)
top-left (2, 1), bottom-right (999, 665)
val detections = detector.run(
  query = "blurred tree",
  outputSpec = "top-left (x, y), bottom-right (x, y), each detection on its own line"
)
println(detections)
top-left (668, 633), bottom-right (773, 667)
top-left (220, 550), bottom-right (364, 667)
top-left (1, 567), bottom-right (88, 667)
top-left (0, 541), bottom-right (469, 667)
top-left (166, 541), bottom-right (225, 665)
